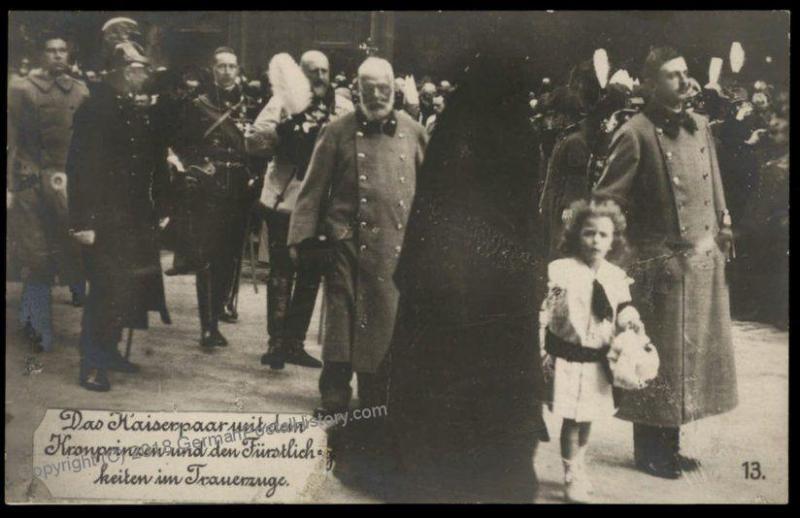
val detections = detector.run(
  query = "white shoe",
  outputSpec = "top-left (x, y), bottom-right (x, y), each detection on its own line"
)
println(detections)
top-left (563, 459), bottom-right (592, 503)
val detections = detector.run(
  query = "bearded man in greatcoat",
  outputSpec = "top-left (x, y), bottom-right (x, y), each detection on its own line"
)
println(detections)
top-left (287, 57), bottom-right (427, 416)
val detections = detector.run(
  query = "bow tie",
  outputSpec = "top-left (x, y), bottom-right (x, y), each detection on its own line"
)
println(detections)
top-left (662, 110), bottom-right (698, 138)
top-left (646, 104), bottom-right (698, 138)
top-left (356, 109), bottom-right (397, 136)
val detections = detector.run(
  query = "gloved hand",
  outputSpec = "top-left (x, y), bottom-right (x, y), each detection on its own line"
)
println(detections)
top-left (71, 229), bottom-right (96, 246)
top-left (716, 226), bottom-right (734, 258)
top-left (294, 235), bottom-right (335, 273)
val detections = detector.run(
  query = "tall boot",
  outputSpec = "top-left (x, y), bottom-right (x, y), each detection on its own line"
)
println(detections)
top-left (634, 423), bottom-right (680, 479)
top-left (263, 270), bottom-right (292, 367)
top-left (197, 269), bottom-right (217, 349)
top-left (260, 338), bottom-right (286, 370)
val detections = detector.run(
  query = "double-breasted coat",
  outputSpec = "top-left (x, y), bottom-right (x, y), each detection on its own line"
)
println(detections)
top-left (7, 69), bottom-right (89, 284)
top-left (66, 82), bottom-right (171, 342)
top-left (594, 108), bottom-right (738, 427)
top-left (288, 109), bottom-right (427, 373)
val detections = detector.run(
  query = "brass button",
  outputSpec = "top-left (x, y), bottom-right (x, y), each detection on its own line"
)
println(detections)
top-left (398, 200), bottom-right (406, 208)
top-left (359, 175), bottom-right (367, 181)
top-left (357, 152), bottom-right (366, 158)
top-left (399, 154), bottom-right (407, 161)
top-left (673, 177), bottom-right (680, 186)
top-left (356, 131), bottom-right (364, 137)
top-left (394, 245), bottom-right (402, 252)
top-left (360, 221), bottom-right (368, 229)
top-left (666, 151), bottom-right (673, 160)
top-left (396, 223), bottom-right (404, 230)
top-left (399, 176), bottom-right (406, 183)
top-left (681, 225), bottom-right (688, 232)
top-left (360, 244), bottom-right (367, 251)
top-left (656, 127), bottom-right (664, 135)
top-left (360, 198), bottom-right (367, 204)
top-left (398, 132), bottom-right (406, 138)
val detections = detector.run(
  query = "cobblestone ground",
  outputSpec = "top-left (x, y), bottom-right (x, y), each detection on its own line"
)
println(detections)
top-left (4, 255), bottom-right (789, 503)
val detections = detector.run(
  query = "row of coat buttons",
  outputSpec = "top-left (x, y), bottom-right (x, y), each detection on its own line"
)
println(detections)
top-left (357, 151), bottom-right (407, 160)
top-left (360, 198), bottom-right (407, 208)
top-left (359, 243), bottom-right (403, 252)
top-left (359, 220), bottom-right (404, 230)
top-left (359, 174), bottom-right (407, 184)
top-left (356, 131), bottom-right (407, 138)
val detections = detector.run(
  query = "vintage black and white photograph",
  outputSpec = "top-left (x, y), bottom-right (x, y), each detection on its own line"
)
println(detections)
top-left (5, 10), bottom-right (790, 504)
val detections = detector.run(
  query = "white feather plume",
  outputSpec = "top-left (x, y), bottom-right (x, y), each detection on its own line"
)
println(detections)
top-left (608, 69), bottom-right (634, 91)
top-left (707, 57), bottom-right (723, 86)
top-left (593, 48), bottom-right (610, 88)
top-left (729, 42), bottom-right (745, 74)
top-left (268, 53), bottom-right (312, 115)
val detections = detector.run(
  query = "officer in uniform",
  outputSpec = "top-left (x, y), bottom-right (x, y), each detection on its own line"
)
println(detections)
top-left (249, 50), bottom-right (354, 369)
top-left (594, 47), bottom-right (737, 479)
top-left (170, 47), bottom-right (260, 348)
top-left (288, 57), bottom-right (427, 416)
top-left (8, 31), bottom-right (90, 352)
top-left (67, 40), bottom-right (171, 391)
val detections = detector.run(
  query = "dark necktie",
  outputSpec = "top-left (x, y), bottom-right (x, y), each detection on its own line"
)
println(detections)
top-left (591, 279), bottom-right (614, 322)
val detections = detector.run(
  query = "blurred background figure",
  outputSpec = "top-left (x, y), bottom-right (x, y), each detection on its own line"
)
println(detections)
top-left (8, 30), bottom-right (90, 353)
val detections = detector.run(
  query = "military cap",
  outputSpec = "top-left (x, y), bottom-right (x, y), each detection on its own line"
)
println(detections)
top-left (109, 41), bottom-right (150, 70)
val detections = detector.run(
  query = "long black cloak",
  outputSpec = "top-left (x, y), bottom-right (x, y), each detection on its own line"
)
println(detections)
top-left (386, 20), bottom-right (549, 503)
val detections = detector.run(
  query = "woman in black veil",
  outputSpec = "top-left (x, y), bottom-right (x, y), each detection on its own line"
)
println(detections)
top-left (386, 13), bottom-right (549, 502)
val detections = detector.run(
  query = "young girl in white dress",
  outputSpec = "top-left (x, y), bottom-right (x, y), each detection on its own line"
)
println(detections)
top-left (541, 199), bottom-right (643, 503)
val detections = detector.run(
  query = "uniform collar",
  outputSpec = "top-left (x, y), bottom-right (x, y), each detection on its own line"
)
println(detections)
top-left (356, 107), bottom-right (397, 136)
top-left (27, 68), bottom-right (74, 93)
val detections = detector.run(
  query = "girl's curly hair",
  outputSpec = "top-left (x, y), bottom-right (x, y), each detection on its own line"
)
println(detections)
top-left (558, 198), bottom-right (629, 262)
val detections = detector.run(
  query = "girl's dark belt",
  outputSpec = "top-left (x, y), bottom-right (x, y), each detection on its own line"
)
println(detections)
top-left (545, 329), bottom-right (610, 362)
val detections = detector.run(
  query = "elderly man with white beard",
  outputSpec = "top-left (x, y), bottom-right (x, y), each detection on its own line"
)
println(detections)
top-left (287, 57), bottom-right (427, 418)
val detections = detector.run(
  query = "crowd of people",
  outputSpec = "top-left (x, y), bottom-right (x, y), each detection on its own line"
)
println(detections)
top-left (7, 14), bottom-right (789, 503)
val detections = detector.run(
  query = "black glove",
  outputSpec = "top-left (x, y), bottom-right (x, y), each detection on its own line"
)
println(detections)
top-left (296, 235), bottom-right (335, 273)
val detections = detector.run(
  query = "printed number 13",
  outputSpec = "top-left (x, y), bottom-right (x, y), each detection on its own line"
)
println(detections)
top-left (742, 461), bottom-right (765, 480)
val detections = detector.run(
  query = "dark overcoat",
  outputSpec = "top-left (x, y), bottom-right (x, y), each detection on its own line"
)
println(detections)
top-left (594, 108), bottom-right (738, 427)
top-left (386, 47), bottom-right (548, 502)
top-left (66, 83), bottom-right (171, 336)
top-left (539, 120), bottom-right (593, 256)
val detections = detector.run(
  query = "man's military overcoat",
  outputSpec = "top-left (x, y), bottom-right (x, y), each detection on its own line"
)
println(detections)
top-left (288, 109), bottom-right (427, 373)
top-left (7, 69), bottom-right (89, 284)
top-left (594, 108), bottom-right (738, 427)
